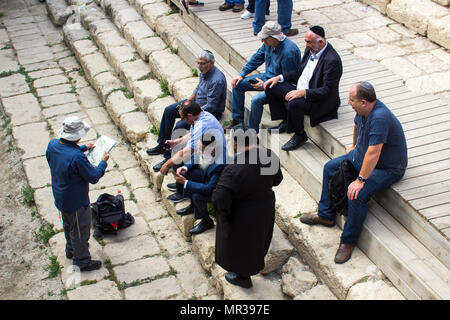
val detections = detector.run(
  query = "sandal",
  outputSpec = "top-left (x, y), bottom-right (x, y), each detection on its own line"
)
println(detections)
top-left (189, 1), bottom-right (205, 5)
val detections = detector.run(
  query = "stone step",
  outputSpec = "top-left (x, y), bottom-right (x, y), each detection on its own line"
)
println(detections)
top-left (60, 6), bottom-right (295, 299)
top-left (97, 0), bottom-right (410, 300)
top-left (174, 31), bottom-right (450, 300)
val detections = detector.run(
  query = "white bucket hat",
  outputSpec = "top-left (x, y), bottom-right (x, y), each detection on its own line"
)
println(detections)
top-left (57, 116), bottom-right (90, 141)
top-left (257, 21), bottom-right (286, 42)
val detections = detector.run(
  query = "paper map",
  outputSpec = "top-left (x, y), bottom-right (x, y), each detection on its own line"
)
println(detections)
top-left (87, 135), bottom-right (117, 166)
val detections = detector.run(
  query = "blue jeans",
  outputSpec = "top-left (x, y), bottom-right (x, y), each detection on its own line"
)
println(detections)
top-left (318, 149), bottom-right (404, 244)
top-left (226, 0), bottom-right (245, 4)
top-left (231, 74), bottom-right (267, 133)
top-left (253, 0), bottom-right (292, 34)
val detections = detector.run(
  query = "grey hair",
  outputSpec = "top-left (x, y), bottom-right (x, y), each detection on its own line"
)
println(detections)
top-left (198, 49), bottom-right (215, 62)
top-left (355, 81), bottom-right (376, 102)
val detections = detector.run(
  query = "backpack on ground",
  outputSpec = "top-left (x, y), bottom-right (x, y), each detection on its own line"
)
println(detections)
top-left (91, 193), bottom-right (135, 238)
top-left (328, 159), bottom-right (358, 216)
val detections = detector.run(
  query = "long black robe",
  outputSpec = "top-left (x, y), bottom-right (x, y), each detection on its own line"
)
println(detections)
top-left (212, 147), bottom-right (283, 276)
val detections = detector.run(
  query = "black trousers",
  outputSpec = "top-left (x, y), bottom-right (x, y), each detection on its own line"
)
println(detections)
top-left (265, 82), bottom-right (312, 135)
top-left (62, 205), bottom-right (92, 266)
top-left (176, 167), bottom-right (211, 220)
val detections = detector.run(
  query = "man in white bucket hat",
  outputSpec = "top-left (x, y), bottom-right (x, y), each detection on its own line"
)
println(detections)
top-left (46, 116), bottom-right (110, 272)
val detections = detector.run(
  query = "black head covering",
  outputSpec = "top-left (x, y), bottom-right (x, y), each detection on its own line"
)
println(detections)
top-left (310, 25), bottom-right (325, 38)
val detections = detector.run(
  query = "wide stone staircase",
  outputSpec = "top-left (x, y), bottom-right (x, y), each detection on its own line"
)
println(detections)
top-left (43, 0), bottom-right (449, 299)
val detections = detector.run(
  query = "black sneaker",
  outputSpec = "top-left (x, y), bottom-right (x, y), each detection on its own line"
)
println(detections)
top-left (76, 260), bottom-right (102, 272)
top-left (167, 192), bottom-right (188, 203)
top-left (146, 144), bottom-right (165, 156)
top-left (167, 183), bottom-right (177, 192)
top-left (66, 251), bottom-right (73, 259)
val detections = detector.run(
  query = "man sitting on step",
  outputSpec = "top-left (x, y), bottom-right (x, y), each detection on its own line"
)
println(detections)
top-left (173, 134), bottom-right (225, 235)
top-left (223, 21), bottom-right (301, 133)
top-left (264, 26), bottom-right (343, 151)
top-left (300, 82), bottom-right (408, 264)
top-left (146, 49), bottom-right (226, 172)
top-left (159, 100), bottom-right (226, 204)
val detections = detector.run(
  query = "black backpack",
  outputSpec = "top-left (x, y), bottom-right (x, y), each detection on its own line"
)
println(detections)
top-left (91, 193), bottom-right (135, 238)
top-left (328, 159), bottom-right (358, 216)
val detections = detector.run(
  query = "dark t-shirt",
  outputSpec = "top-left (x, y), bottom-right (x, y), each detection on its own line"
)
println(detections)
top-left (354, 100), bottom-right (407, 173)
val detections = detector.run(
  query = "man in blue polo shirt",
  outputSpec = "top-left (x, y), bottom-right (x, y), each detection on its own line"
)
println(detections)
top-left (46, 116), bottom-right (110, 271)
top-left (300, 82), bottom-right (407, 264)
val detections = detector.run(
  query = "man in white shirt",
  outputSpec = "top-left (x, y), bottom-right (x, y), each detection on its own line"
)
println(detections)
top-left (264, 26), bottom-right (343, 151)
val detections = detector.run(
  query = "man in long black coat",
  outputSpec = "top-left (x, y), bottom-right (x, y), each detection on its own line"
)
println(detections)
top-left (264, 26), bottom-right (343, 151)
top-left (212, 125), bottom-right (283, 288)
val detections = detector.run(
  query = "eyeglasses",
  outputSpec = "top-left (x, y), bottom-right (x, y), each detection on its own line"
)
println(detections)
top-left (197, 61), bottom-right (209, 65)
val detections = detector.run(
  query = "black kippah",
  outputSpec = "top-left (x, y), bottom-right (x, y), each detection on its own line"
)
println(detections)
top-left (310, 25), bottom-right (325, 38)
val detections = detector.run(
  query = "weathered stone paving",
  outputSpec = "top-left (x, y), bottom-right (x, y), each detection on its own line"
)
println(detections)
top-left (4, 0), bottom-right (448, 300)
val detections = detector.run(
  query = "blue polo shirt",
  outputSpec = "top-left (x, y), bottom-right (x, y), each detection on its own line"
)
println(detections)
top-left (354, 100), bottom-right (408, 173)
top-left (46, 138), bottom-right (107, 213)
top-left (193, 66), bottom-right (227, 114)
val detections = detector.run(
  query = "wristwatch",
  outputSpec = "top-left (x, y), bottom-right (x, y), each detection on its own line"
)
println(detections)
top-left (357, 175), bottom-right (368, 183)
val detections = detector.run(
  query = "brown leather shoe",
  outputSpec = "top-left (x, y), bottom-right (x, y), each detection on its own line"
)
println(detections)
top-left (334, 243), bottom-right (355, 264)
top-left (219, 3), bottom-right (233, 11)
top-left (300, 213), bottom-right (335, 227)
top-left (223, 119), bottom-right (240, 131)
top-left (285, 28), bottom-right (299, 37)
top-left (232, 4), bottom-right (244, 12)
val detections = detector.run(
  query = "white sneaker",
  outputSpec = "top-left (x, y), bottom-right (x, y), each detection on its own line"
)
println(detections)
top-left (240, 10), bottom-right (254, 19)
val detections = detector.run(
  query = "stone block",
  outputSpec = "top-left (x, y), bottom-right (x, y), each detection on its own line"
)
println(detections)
top-left (287, 218), bottom-right (378, 300)
top-left (148, 217), bottom-right (191, 256)
top-left (12, 122), bottom-right (50, 159)
top-left (191, 228), bottom-right (217, 273)
top-left (105, 45), bottom-right (136, 71)
top-left (294, 284), bottom-right (337, 300)
top-left (406, 52), bottom-right (450, 73)
top-left (133, 0), bottom-right (165, 15)
top-left (68, 70), bottom-right (90, 89)
top-left (0, 49), bottom-right (20, 74)
top-left (86, 107), bottom-right (111, 125)
top-left (16, 46), bottom-right (54, 65)
top-left (133, 187), bottom-right (168, 220)
top-left (34, 74), bottom-right (69, 88)
top-left (93, 71), bottom-right (123, 103)
top-left (367, 26), bottom-right (402, 43)
top-left (353, 43), bottom-right (405, 61)
top-left (103, 235), bottom-right (160, 265)
top-left (90, 169), bottom-right (125, 190)
top-left (342, 32), bottom-right (378, 47)
top-left (361, 0), bottom-right (391, 14)
top-left (110, 144), bottom-right (140, 170)
top-left (40, 93), bottom-right (78, 107)
top-left (2, 93), bottom-right (41, 126)
top-left (398, 37), bottom-right (439, 54)
top-left (43, 102), bottom-right (82, 119)
top-left (260, 225), bottom-right (294, 275)
top-left (88, 19), bottom-right (117, 37)
top-left (142, 2), bottom-right (171, 30)
top-left (0, 74), bottom-right (29, 97)
top-left (154, 14), bottom-right (191, 50)
top-left (168, 253), bottom-right (216, 299)
top-left (35, 187), bottom-right (60, 228)
top-left (147, 95), bottom-right (177, 127)
top-left (37, 83), bottom-right (72, 97)
top-left (405, 71), bottom-right (450, 94)
top-left (119, 111), bottom-right (150, 144)
top-left (46, 0), bottom-right (73, 26)
top-left (274, 168), bottom-right (318, 234)
top-left (114, 8), bottom-right (142, 31)
top-left (124, 276), bottom-right (182, 299)
top-left (23, 156), bottom-right (51, 189)
top-left (119, 59), bottom-right (152, 91)
top-left (428, 14), bottom-right (450, 50)
top-left (386, 0), bottom-right (448, 35)
top-left (149, 49), bottom-right (192, 91)
top-left (133, 79), bottom-right (163, 111)
top-left (101, 216), bottom-right (149, 244)
top-left (124, 20), bottom-right (155, 44)
top-left (73, 39), bottom-right (98, 58)
top-left (135, 36), bottom-right (167, 61)
top-left (96, 31), bottom-right (130, 53)
top-left (28, 68), bottom-right (64, 80)
top-left (172, 77), bottom-right (199, 102)
top-left (380, 56), bottom-right (422, 79)
top-left (81, 52), bottom-right (114, 83)
top-left (67, 280), bottom-right (122, 300)
top-left (123, 167), bottom-right (150, 190)
top-left (78, 86), bottom-right (103, 109)
top-left (346, 280), bottom-right (405, 300)
top-left (281, 256), bottom-right (318, 297)
top-left (113, 256), bottom-right (170, 285)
